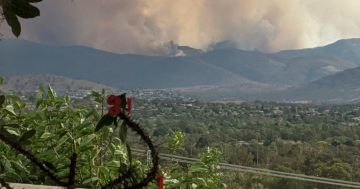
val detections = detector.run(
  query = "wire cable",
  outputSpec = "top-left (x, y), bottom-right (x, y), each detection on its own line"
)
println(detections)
top-left (132, 148), bottom-right (360, 188)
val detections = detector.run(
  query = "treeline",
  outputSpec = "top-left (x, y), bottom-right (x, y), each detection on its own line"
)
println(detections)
top-left (132, 99), bottom-right (360, 188)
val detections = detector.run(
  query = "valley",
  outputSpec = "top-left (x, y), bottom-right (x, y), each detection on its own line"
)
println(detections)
top-left (2, 38), bottom-right (360, 104)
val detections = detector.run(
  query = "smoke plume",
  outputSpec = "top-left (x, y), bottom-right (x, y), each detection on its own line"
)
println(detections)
top-left (2, 0), bottom-right (360, 55)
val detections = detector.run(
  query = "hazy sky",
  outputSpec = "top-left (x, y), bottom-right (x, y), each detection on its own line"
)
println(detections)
top-left (2, 0), bottom-right (360, 55)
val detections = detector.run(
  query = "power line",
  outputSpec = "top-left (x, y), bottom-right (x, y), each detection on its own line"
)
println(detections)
top-left (133, 148), bottom-right (359, 185)
top-left (132, 148), bottom-right (360, 188)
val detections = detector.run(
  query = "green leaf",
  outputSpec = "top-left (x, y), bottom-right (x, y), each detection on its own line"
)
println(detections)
top-left (4, 105), bottom-right (16, 116)
top-left (11, 160), bottom-right (29, 174)
top-left (47, 84), bottom-right (57, 99)
top-left (78, 134), bottom-right (96, 152)
top-left (38, 85), bottom-right (45, 96)
top-left (54, 135), bottom-right (69, 151)
top-left (0, 127), bottom-right (19, 141)
top-left (107, 160), bottom-right (120, 167)
top-left (0, 76), bottom-right (4, 85)
top-left (0, 95), bottom-right (5, 107)
top-left (58, 168), bottom-right (70, 178)
top-left (194, 178), bottom-right (207, 185)
top-left (18, 129), bottom-right (36, 144)
top-left (119, 122), bottom-right (127, 143)
top-left (14, 101), bottom-right (26, 109)
top-left (190, 165), bottom-right (208, 173)
top-left (3, 4), bottom-right (21, 37)
top-left (3, 157), bottom-right (15, 173)
top-left (40, 132), bottom-right (52, 139)
top-left (5, 128), bottom-right (20, 136)
top-left (95, 114), bottom-right (114, 131)
top-left (78, 145), bottom-right (93, 153)
top-left (82, 177), bottom-right (99, 185)
top-left (87, 91), bottom-right (105, 104)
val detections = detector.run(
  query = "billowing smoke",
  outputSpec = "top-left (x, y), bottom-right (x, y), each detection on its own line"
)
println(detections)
top-left (2, 0), bottom-right (360, 55)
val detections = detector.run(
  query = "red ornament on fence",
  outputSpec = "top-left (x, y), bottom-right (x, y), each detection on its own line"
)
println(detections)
top-left (157, 174), bottom-right (164, 189)
top-left (107, 95), bottom-right (121, 106)
top-left (107, 95), bottom-right (122, 117)
top-left (108, 106), bottom-right (121, 118)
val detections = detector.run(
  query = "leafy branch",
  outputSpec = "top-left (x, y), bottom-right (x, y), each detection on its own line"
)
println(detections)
top-left (0, 91), bottom-right (159, 189)
top-left (0, 128), bottom-right (67, 186)
top-left (1, 0), bottom-right (42, 37)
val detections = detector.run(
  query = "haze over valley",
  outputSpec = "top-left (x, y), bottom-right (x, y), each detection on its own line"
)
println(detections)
top-left (2, 38), bottom-right (360, 103)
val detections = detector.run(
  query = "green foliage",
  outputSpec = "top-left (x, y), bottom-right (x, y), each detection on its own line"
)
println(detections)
top-left (315, 162), bottom-right (353, 180)
top-left (0, 86), bottom-right (135, 188)
top-left (0, 84), bottom-right (226, 188)
top-left (168, 131), bottom-right (185, 153)
top-left (163, 148), bottom-right (226, 189)
top-left (87, 90), bottom-right (105, 105)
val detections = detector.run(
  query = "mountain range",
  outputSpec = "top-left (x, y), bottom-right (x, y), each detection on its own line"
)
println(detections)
top-left (1, 38), bottom-right (360, 103)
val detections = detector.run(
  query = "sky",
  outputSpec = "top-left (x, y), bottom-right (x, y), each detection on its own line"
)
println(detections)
top-left (2, 0), bottom-right (360, 55)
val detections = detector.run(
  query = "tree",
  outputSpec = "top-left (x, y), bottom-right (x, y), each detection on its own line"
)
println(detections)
top-left (315, 162), bottom-right (353, 181)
